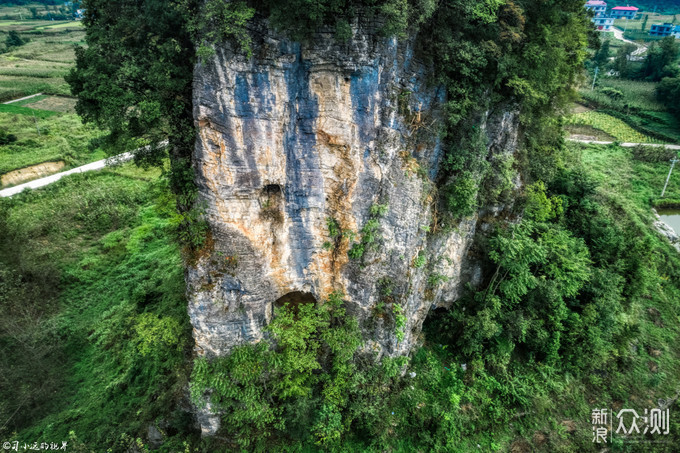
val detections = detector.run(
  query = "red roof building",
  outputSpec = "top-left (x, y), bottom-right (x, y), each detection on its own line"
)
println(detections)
top-left (611, 6), bottom-right (639, 18)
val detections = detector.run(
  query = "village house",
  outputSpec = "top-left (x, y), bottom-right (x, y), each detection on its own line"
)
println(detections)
top-left (672, 25), bottom-right (680, 39)
top-left (593, 15), bottom-right (615, 30)
top-left (650, 23), bottom-right (674, 37)
top-left (610, 6), bottom-right (639, 19)
top-left (585, 0), bottom-right (607, 17)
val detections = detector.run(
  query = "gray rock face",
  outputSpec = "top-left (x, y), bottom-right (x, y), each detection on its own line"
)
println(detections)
top-left (653, 209), bottom-right (680, 253)
top-left (187, 19), bottom-right (520, 434)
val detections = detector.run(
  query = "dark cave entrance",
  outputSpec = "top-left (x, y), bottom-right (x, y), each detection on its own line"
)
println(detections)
top-left (274, 291), bottom-right (317, 315)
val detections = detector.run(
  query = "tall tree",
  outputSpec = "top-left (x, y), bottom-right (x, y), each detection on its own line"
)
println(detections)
top-left (595, 39), bottom-right (611, 67)
top-left (615, 43), bottom-right (637, 78)
top-left (67, 0), bottom-right (199, 226)
top-left (5, 30), bottom-right (25, 48)
top-left (639, 36), bottom-right (679, 81)
top-left (657, 76), bottom-right (680, 119)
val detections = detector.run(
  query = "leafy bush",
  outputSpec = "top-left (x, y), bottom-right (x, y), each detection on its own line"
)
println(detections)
top-left (5, 30), bottom-right (26, 49)
top-left (349, 203), bottom-right (388, 261)
top-left (631, 144), bottom-right (677, 163)
top-left (599, 87), bottom-right (623, 100)
top-left (190, 292), bottom-right (362, 448)
top-left (0, 128), bottom-right (17, 144)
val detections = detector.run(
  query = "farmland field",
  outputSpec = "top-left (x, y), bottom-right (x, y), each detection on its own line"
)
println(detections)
top-left (578, 77), bottom-right (680, 143)
top-left (565, 111), bottom-right (662, 143)
top-left (0, 13), bottom-right (83, 101)
top-left (589, 79), bottom-right (664, 112)
top-left (0, 7), bottom-right (108, 187)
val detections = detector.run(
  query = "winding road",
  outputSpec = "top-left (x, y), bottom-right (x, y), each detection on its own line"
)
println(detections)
top-left (611, 27), bottom-right (647, 60)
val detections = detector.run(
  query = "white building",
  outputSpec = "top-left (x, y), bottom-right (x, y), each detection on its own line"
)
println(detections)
top-left (593, 16), bottom-right (615, 31)
top-left (585, 0), bottom-right (608, 17)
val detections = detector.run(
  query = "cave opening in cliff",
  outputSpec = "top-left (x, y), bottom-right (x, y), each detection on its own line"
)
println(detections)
top-left (260, 184), bottom-right (284, 223)
top-left (421, 306), bottom-right (451, 341)
top-left (263, 183), bottom-right (282, 195)
top-left (274, 291), bottom-right (317, 316)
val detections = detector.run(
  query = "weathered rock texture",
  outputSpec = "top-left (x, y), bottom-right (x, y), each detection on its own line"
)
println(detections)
top-left (187, 19), bottom-right (520, 434)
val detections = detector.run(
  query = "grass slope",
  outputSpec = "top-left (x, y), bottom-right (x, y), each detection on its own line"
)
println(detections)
top-left (0, 111), bottom-right (104, 177)
top-left (0, 165), bottom-right (198, 451)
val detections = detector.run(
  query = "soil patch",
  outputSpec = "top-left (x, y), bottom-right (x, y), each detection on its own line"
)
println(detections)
top-left (1, 160), bottom-right (65, 186)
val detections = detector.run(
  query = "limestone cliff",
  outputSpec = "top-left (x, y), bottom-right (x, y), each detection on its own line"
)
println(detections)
top-left (187, 19), bottom-right (520, 432)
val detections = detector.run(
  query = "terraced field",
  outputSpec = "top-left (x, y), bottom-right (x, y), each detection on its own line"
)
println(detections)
top-left (0, 11), bottom-right (104, 188)
top-left (566, 111), bottom-right (663, 143)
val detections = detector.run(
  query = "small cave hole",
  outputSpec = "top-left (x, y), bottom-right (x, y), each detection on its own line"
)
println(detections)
top-left (274, 291), bottom-right (317, 316)
top-left (260, 184), bottom-right (284, 223)
top-left (263, 184), bottom-right (282, 196)
top-left (421, 306), bottom-right (451, 340)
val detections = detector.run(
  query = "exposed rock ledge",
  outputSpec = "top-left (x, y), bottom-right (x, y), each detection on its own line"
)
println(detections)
top-left (653, 209), bottom-right (680, 253)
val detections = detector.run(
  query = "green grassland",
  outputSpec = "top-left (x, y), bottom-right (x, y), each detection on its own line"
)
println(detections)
top-left (0, 110), bottom-right (105, 182)
top-left (0, 165), bottom-right (200, 451)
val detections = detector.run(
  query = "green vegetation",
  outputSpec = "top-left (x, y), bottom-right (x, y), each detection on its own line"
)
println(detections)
top-left (0, 111), bottom-right (104, 178)
top-left (657, 76), bottom-right (680, 127)
top-left (428, 0), bottom-right (590, 221)
top-left (566, 111), bottom-right (662, 143)
top-left (68, 0), bottom-right (203, 251)
top-left (191, 291), bottom-right (362, 449)
top-left (0, 165), bottom-right (198, 450)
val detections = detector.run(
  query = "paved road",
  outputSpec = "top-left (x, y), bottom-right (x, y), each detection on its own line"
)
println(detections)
top-left (0, 152), bottom-right (134, 198)
top-left (2, 137), bottom-right (674, 198)
top-left (567, 138), bottom-right (680, 150)
top-left (611, 27), bottom-right (647, 59)
top-left (3, 92), bottom-right (44, 105)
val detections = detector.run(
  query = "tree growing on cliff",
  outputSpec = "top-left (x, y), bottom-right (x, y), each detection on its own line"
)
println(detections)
top-left (66, 0), bottom-right (208, 247)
